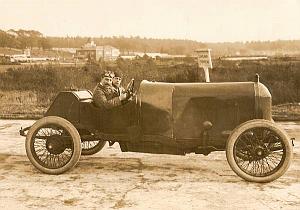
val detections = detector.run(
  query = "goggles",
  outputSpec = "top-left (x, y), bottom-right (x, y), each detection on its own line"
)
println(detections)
top-left (102, 71), bottom-right (115, 78)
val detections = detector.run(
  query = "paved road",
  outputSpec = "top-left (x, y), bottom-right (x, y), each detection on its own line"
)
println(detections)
top-left (0, 120), bottom-right (299, 209)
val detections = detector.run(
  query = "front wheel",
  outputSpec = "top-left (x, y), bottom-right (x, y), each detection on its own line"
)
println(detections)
top-left (25, 116), bottom-right (81, 174)
top-left (226, 119), bottom-right (293, 183)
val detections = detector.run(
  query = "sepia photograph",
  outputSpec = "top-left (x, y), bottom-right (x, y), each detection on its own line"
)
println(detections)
top-left (0, 0), bottom-right (299, 209)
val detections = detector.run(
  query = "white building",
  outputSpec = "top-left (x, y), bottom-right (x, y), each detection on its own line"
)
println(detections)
top-left (76, 40), bottom-right (120, 61)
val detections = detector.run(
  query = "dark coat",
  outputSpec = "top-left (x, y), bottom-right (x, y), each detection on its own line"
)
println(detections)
top-left (112, 85), bottom-right (126, 97)
top-left (92, 83), bottom-right (121, 109)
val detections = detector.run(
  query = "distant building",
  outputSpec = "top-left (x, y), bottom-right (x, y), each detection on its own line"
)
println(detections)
top-left (1, 48), bottom-right (58, 63)
top-left (75, 40), bottom-right (120, 61)
top-left (7, 48), bottom-right (31, 63)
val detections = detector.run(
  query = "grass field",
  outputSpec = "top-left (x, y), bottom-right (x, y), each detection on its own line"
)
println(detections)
top-left (0, 64), bottom-right (21, 72)
top-left (0, 57), bottom-right (299, 119)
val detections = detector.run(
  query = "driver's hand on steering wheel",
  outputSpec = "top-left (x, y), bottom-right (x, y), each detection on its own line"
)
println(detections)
top-left (119, 92), bottom-right (128, 101)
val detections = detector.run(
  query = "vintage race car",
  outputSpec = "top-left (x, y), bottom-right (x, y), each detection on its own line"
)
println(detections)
top-left (20, 77), bottom-right (293, 182)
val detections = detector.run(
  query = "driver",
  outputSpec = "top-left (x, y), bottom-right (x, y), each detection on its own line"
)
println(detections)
top-left (112, 71), bottom-right (126, 97)
top-left (92, 71), bottom-right (128, 109)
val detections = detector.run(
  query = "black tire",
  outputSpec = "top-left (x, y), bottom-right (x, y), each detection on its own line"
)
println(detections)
top-left (25, 116), bottom-right (81, 174)
top-left (81, 140), bottom-right (106, 155)
top-left (226, 119), bottom-right (293, 183)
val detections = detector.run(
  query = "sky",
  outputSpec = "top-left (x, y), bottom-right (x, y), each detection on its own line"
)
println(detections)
top-left (0, 0), bottom-right (300, 42)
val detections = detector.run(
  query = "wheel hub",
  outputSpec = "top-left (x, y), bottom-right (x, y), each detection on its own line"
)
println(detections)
top-left (46, 134), bottom-right (66, 155)
top-left (252, 146), bottom-right (268, 160)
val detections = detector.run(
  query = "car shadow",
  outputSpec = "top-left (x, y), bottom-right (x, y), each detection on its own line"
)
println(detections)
top-left (0, 153), bottom-right (297, 186)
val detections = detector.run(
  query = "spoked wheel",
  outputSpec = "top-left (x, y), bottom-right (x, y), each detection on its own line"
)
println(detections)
top-left (226, 120), bottom-right (293, 183)
top-left (81, 140), bottom-right (106, 155)
top-left (25, 116), bottom-right (81, 174)
top-left (78, 129), bottom-right (106, 155)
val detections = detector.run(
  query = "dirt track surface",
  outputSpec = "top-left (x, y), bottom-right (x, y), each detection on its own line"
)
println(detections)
top-left (0, 120), bottom-right (299, 210)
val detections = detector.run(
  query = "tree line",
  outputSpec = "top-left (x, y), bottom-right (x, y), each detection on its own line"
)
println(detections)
top-left (0, 29), bottom-right (51, 50)
top-left (1, 29), bottom-right (300, 56)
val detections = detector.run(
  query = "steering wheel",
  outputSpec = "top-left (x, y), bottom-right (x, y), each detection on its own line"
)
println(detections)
top-left (126, 78), bottom-right (135, 95)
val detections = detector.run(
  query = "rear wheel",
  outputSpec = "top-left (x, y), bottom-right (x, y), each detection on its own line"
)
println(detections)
top-left (81, 140), bottom-right (106, 155)
top-left (226, 119), bottom-right (293, 182)
top-left (25, 116), bottom-right (81, 174)
top-left (78, 129), bottom-right (106, 155)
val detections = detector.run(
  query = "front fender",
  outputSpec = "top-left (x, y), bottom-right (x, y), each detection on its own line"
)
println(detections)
top-left (20, 126), bottom-right (31, 137)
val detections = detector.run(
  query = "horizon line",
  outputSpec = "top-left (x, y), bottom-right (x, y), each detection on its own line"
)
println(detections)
top-left (3, 28), bottom-right (300, 44)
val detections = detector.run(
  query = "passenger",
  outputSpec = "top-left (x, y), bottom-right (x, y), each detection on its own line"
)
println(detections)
top-left (92, 71), bottom-right (128, 109)
top-left (112, 71), bottom-right (126, 97)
